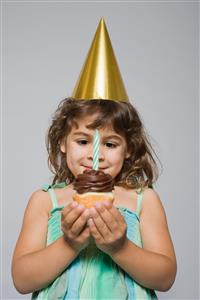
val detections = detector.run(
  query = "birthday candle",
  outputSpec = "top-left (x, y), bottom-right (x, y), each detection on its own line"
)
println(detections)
top-left (93, 129), bottom-right (100, 170)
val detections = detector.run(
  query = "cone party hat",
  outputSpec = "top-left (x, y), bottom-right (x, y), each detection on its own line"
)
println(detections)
top-left (72, 18), bottom-right (129, 102)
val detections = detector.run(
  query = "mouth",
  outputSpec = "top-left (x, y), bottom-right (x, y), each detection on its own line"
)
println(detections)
top-left (82, 165), bottom-right (107, 171)
top-left (83, 166), bottom-right (92, 170)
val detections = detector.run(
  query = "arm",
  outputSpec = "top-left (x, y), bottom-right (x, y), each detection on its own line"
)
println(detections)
top-left (111, 189), bottom-right (177, 291)
top-left (12, 190), bottom-right (78, 294)
top-left (12, 191), bottom-right (91, 294)
top-left (88, 189), bottom-right (177, 292)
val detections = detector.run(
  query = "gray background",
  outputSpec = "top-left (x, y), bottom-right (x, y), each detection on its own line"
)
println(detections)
top-left (2, 1), bottom-right (199, 299)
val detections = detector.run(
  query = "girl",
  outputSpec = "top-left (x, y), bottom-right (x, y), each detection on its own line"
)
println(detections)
top-left (12, 98), bottom-right (177, 299)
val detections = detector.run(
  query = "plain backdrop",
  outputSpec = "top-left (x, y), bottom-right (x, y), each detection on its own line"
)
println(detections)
top-left (2, 1), bottom-right (199, 299)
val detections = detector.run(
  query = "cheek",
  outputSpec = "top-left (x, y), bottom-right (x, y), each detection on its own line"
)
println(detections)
top-left (67, 145), bottom-right (81, 162)
top-left (108, 148), bottom-right (126, 166)
top-left (66, 142), bottom-right (88, 167)
top-left (66, 147), bottom-right (82, 177)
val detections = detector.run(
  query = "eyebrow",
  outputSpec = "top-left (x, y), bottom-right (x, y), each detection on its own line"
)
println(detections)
top-left (104, 135), bottom-right (122, 142)
top-left (72, 132), bottom-right (91, 137)
top-left (72, 131), bottom-right (122, 141)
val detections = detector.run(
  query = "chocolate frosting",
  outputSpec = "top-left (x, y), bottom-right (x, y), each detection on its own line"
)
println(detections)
top-left (73, 169), bottom-right (114, 194)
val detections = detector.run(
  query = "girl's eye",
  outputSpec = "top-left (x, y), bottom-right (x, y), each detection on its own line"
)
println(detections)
top-left (77, 139), bottom-right (88, 145)
top-left (105, 142), bottom-right (117, 148)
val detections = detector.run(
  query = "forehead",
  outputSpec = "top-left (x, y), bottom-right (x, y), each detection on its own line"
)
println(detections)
top-left (71, 115), bottom-right (115, 133)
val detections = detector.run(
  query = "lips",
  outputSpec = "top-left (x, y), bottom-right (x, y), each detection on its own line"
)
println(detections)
top-left (84, 166), bottom-right (92, 170)
top-left (82, 165), bottom-right (107, 170)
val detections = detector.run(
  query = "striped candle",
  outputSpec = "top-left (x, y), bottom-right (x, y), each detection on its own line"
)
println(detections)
top-left (93, 129), bottom-right (100, 170)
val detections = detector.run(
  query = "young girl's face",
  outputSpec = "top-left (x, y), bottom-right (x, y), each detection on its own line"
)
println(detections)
top-left (60, 115), bottom-right (130, 179)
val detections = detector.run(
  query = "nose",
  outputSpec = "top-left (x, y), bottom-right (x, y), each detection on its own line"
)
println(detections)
top-left (87, 145), bottom-right (105, 161)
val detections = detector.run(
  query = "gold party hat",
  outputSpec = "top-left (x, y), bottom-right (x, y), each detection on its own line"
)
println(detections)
top-left (72, 18), bottom-right (129, 102)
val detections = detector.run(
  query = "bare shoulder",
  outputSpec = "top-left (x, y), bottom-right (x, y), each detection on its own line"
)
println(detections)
top-left (141, 188), bottom-right (167, 220)
top-left (139, 188), bottom-right (176, 264)
top-left (140, 188), bottom-right (170, 241)
top-left (24, 189), bottom-right (51, 218)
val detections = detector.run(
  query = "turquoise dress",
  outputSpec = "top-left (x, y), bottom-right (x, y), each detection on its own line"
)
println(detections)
top-left (32, 183), bottom-right (157, 300)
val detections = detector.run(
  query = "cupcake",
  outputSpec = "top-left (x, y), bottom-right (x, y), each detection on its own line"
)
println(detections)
top-left (73, 169), bottom-right (114, 208)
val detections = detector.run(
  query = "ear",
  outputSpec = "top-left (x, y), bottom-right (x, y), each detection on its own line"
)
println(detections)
top-left (60, 139), bottom-right (66, 153)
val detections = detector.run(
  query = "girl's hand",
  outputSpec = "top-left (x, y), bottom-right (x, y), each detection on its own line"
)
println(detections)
top-left (61, 202), bottom-right (91, 253)
top-left (88, 202), bottom-right (127, 256)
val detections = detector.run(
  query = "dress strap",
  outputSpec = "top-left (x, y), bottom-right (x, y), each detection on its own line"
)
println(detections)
top-left (41, 182), bottom-right (67, 209)
top-left (48, 189), bottom-right (58, 209)
top-left (135, 184), bottom-right (155, 216)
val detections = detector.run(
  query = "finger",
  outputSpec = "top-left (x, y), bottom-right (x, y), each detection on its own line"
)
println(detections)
top-left (88, 218), bottom-right (103, 242)
top-left (78, 226), bottom-right (90, 240)
top-left (70, 209), bottom-right (90, 236)
top-left (90, 207), bottom-right (111, 238)
top-left (61, 204), bottom-right (85, 230)
top-left (94, 202), bottom-right (118, 233)
top-left (102, 202), bottom-right (125, 225)
top-left (61, 201), bottom-right (78, 218)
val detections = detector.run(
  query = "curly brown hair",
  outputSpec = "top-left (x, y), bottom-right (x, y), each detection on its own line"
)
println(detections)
top-left (46, 97), bottom-right (162, 189)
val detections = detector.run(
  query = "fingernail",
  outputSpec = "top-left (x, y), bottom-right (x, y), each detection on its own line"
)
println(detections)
top-left (71, 201), bottom-right (78, 208)
top-left (103, 201), bottom-right (111, 207)
top-left (95, 202), bottom-right (101, 208)
top-left (78, 204), bottom-right (85, 210)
